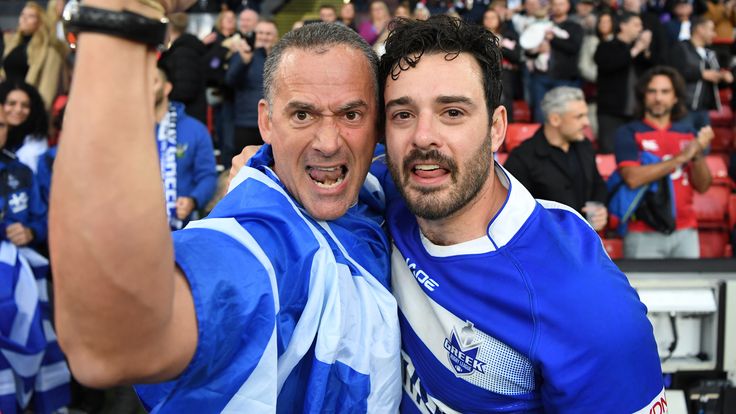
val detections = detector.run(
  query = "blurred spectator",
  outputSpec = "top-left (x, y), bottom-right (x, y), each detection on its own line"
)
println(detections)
top-left (203, 10), bottom-right (239, 167)
top-left (0, 107), bottom-right (46, 247)
top-left (202, 9), bottom-right (237, 46)
top-left (670, 16), bottom-right (733, 130)
top-left (0, 81), bottom-right (48, 173)
top-left (664, 0), bottom-right (695, 44)
top-left (154, 69), bottom-right (217, 231)
top-left (238, 8), bottom-right (260, 35)
top-left (0, 101), bottom-right (70, 414)
top-left (1, 1), bottom-right (65, 111)
top-left (225, 20), bottom-right (278, 152)
top-left (513, 0), bottom-right (548, 35)
top-left (622, 0), bottom-right (670, 64)
top-left (359, 1), bottom-right (392, 46)
top-left (570, 0), bottom-right (597, 35)
top-left (158, 13), bottom-right (208, 125)
top-left (579, 10), bottom-right (614, 84)
top-left (612, 66), bottom-right (713, 258)
top-left (595, 12), bottom-right (654, 153)
top-left (505, 86), bottom-right (608, 231)
top-left (704, 0), bottom-right (736, 38)
top-left (483, 8), bottom-right (522, 121)
top-left (414, 3), bottom-right (432, 20)
top-left (395, 2), bottom-right (412, 18)
top-left (340, 2), bottom-right (358, 30)
top-left (527, 0), bottom-right (584, 122)
top-left (45, 0), bottom-right (67, 44)
top-left (319, 4), bottom-right (338, 23)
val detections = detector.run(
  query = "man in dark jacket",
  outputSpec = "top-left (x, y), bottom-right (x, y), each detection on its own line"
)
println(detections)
top-left (225, 19), bottom-right (278, 152)
top-left (669, 16), bottom-right (733, 130)
top-left (595, 12), bottom-right (654, 153)
top-left (505, 86), bottom-right (608, 231)
top-left (158, 13), bottom-right (208, 124)
top-left (528, 0), bottom-right (583, 122)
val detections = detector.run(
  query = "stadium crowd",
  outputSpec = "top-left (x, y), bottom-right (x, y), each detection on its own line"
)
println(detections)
top-left (0, 0), bottom-right (734, 412)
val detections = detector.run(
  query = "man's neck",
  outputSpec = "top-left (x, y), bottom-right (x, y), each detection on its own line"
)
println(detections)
top-left (155, 99), bottom-right (169, 123)
top-left (644, 113), bottom-right (671, 129)
top-left (416, 170), bottom-right (508, 246)
top-left (690, 36), bottom-right (705, 48)
top-left (553, 13), bottom-right (567, 23)
top-left (543, 124), bottom-right (570, 152)
top-left (617, 32), bottom-right (634, 44)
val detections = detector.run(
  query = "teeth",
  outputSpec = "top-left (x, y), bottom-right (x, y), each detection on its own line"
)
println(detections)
top-left (315, 166), bottom-right (338, 172)
top-left (314, 176), bottom-right (344, 188)
top-left (415, 164), bottom-right (440, 171)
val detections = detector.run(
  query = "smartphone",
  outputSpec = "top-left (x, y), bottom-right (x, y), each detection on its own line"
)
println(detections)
top-left (243, 31), bottom-right (256, 50)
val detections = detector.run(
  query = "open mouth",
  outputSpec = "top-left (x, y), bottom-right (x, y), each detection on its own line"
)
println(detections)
top-left (411, 163), bottom-right (449, 179)
top-left (307, 165), bottom-right (348, 188)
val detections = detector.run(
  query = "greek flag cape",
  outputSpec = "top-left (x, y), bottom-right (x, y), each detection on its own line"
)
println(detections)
top-left (136, 145), bottom-right (402, 413)
top-left (0, 242), bottom-right (71, 414)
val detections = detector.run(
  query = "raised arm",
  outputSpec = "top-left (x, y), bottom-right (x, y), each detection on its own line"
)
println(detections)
top-left (50, 0), bottom-right (196, 387)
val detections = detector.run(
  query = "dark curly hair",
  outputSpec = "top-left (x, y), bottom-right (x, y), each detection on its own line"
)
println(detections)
top-left (378, 15), bottom-right (503, 125)
top-left (634, 66), bottom-right (688, 121)
top-left (0, 81), bottom-right (49, 151)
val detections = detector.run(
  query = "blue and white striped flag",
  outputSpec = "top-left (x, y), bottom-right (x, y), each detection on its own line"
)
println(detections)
top-left (136, 145), bottom-right (401, 413)
top-left (0, 242), bottom-right (71, 414)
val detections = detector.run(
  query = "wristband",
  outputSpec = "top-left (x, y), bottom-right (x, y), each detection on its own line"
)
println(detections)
top-left (62, 1), bottom-right (169, 50)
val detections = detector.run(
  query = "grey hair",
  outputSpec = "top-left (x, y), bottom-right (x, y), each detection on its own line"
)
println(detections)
top-left (262, 23), bottom-right (379, 114)
top-left (540, 86), bottom-right (585, 121)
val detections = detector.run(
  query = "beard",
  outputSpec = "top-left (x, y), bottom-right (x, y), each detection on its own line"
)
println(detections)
top-left (387, 131), bottom-right (495, 221)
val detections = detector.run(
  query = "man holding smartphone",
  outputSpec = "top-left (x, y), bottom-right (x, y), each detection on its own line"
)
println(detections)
top-left (225, 19), bottom-right (278, 152)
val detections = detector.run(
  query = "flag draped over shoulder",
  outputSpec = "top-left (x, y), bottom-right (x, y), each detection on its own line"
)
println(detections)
top-left (0, 241), bottom-right (71, 414)
top-left (135, 145), bottom-right (401, 413)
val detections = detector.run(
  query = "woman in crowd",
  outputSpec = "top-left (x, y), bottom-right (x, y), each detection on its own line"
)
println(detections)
top-left (359, 1), bottom-right (392, 46)
top-left (0, 81), bottom-right (48, 173)
top-left (579, 10), bottom-right (615, 85)
top-left (483, 7), bottom-right (522, 122)
top-left (1, 1), bottom-right (64, 111)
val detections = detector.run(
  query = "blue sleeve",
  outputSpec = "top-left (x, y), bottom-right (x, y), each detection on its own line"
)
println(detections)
top-left (537, 269), bottom-right (665, 412)
top-left (613, 125), bottom-right (640, 165)
top-left (186, 124), bottom-right (218, 209)
top-left (26, 177), bottom-right (47, 244)
top-left (136, 227), bottom-right (277, 413)
top-left (225, 53), bottom-right (248, 88)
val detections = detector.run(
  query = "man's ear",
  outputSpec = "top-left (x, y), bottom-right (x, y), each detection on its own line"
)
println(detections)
top-left (164, 81), bottom-right (173, 98)
top-left (258, 99), bottom-right (272, 144)
top-left (548, 113), bottom-right (561, 128)
top-left (491, 106), bottom-right (507, 153)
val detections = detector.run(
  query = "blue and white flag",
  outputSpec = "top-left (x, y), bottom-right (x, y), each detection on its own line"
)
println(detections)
top-left (0, 242), bottom-right (71, 414)
top-left (136, 145), bottom-right (401, 413)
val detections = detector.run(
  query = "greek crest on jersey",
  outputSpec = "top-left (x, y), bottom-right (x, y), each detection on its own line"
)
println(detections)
top-left (444, 321), bottom-right (486, 376)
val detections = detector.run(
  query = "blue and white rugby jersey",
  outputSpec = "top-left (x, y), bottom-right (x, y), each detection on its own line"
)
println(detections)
top-left (371, 157), bottom-right (666, 413)
top-left (135, 145), bottom-right (401, 413)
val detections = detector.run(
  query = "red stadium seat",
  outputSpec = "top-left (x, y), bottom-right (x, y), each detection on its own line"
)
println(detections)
top-left (512, 100), bottom-right (531, 123)
top-left (595, 154), bottom-right (617, 181)
top-left (709, 105), bottom-right (733, 127)
top-left (601, 237), bottom-right (623, 259)
top-left (698, 229), bottom-right (731, 258)
top-left (504, 123), bottom-right (540, 152)
top-left (711, 127), bottom-right (734, 152)
top-left (694, 185), bottom-right (730, 225)
top-left (705, 155), bottom-right (732, 185)
top-left (719, 88), bottom-right (732, 106)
